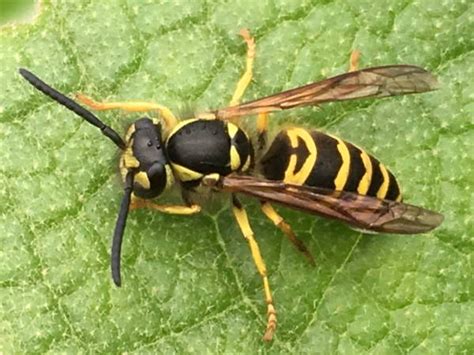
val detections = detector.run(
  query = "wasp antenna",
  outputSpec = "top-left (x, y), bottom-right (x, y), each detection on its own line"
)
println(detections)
top-left (18, 68), bottom-right (126, 150)
top-left (111, 171), bottom-right (134, 287)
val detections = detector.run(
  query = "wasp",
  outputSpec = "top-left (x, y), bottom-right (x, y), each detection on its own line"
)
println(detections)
top-left (19, 29), bottom-right (443, 341)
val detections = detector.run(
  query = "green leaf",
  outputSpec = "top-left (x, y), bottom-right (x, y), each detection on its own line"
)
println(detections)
top-left (0, 0), bottom-right (472, 353)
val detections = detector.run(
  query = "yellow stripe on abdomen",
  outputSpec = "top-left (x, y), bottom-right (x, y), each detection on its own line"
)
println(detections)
top-left (357, 150), bottom-right (373, 195)
top-left (376, 163), bottom-right (390, 199)
top-left (283, 128), bottom-right (317, 185)
top-left (329, 135), bottom-right (351, 191)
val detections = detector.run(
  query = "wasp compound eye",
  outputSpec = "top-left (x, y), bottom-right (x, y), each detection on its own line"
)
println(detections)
top-left (148, 162), bottom-right (165, 178)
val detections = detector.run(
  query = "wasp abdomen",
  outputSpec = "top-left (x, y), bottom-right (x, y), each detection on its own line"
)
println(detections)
top-left (260, 128), bottom-right (401, 201)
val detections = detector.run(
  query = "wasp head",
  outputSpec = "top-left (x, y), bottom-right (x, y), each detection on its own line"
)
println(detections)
top-left (121, 117), bottom-right (174, 199)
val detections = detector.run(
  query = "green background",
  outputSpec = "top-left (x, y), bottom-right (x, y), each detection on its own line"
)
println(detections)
top-left (0, 0), bottom-right (472, 353)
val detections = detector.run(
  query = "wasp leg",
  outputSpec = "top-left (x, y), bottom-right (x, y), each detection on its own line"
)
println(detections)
top-left (130, 196), bottom-right (201, 215)
top-left (180, 187), bottom-right (194, 206)
top-left (229, 28), bottom-right (256, 107)
top-left (231, 194), bottom-right (277, 342)
top-left (260, 202), bottom-right (315, 266)
top-left (74, 94), bottom-right (178, 130)
top-left (256, 112), bottom-right (268, 152)
top-left (349, 49), bottom-right (361, 72)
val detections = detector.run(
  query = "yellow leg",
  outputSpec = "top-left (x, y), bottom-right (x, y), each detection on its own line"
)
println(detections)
top-left (256, 112), bottom-right (268, 135)
top-left (75, 93), bottom-right (178, 130)
top-left (256, 112), bottom-right (269, 151)
top-left (231, 195), bottom-right (276, 341)
top-left (229, 28), bottom-right (256, 107)
top-left (130, 196), bottom-right (201, 215)
top-left (349, 49), bottom-right (360, 72)
top-left (260, 202), bottom-right (315, 266)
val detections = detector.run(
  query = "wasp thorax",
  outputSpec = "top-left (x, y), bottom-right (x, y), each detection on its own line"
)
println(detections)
top-left (120, 117), bottom-right (174, 199)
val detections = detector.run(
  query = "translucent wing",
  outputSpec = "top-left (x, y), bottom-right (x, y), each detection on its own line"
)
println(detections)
top-left (211, 65), bottom-right (438, 119)
top-left (207, 175), bottom-right (443, 234)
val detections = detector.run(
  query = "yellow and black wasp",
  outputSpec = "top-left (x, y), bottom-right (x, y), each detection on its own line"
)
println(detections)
top-left (19, 29), bottom-right (443, 341)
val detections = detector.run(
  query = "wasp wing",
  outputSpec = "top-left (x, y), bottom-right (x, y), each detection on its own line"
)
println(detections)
top-left (212, 65), bottom-right (438, 119)
top-left (211, 175), bottom-right (443, 234)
